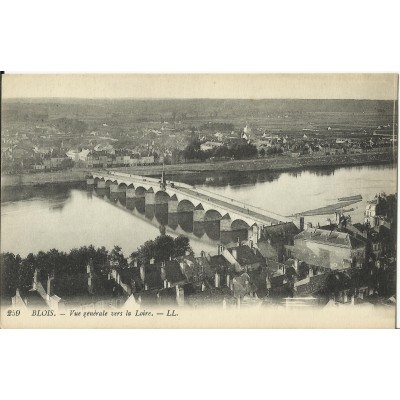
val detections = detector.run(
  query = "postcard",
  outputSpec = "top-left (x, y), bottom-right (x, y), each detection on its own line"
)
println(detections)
top-left (1, 73), bottom-right (397, 328)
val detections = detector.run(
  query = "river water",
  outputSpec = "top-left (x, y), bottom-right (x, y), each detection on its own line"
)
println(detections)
top-left (1, 164), bottom-right (396, 258)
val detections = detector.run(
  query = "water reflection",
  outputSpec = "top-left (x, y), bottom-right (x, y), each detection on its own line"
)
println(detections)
top-left (126, 198), bottom-right (135, 211)
top-left (164, 163), bottom-right (394, 188)
top-left (145, 204), bottom-right (155, 220)
top-left (155, 204), bottom-right (168, 225)
top-left (177, 212), bottom-right (194, 233)
top-left (1, 163), bottom-right (396, 258)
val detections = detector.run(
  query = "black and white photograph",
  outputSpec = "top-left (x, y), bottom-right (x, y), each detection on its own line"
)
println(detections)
top-left (1, 73), bottom-right (397, 328)
top-left (1, 2), bottom-right (399, 399)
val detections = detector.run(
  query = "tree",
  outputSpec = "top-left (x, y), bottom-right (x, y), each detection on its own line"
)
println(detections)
top-left (109, 245), bottom-right (128, 269)
top-left (173, 235), bottom-right (193, 258)
top-left (131, 239), bottom-right (156, 266)
top-left (0, 252), bottom-right (21, 300)
top-left (19, 253), bottom-right (36, 291)
top-left (259, 148), bottom-right (266, 157)
top-left (297, 262), bottom-right (309, 280)
top-left (131, 235), bottom-right (193, 265)
top-left (153, 235), bottom-right (175, 262)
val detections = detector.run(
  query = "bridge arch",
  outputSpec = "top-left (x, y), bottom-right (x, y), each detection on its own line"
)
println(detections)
top-left (177, 199), bottom-right (195, 213)
top-left (231, 219), bottom-right (250, 231)
top-left (105, 179), bottom-right (117, 188)
top-left (118, 182), bottom-right (128, 191)
top-left (155, 190), bottom-right (170, 204)
top-left (204, 209), bottom-right (222, 222)
top-left (135, 186), bottom-right (147, 197)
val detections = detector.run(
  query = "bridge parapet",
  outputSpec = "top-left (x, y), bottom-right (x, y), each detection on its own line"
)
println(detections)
top-left (91, 171), bottom-right (293, 228)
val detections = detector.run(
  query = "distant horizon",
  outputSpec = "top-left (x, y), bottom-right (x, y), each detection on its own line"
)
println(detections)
top-left (2, 74), bottom-right (398, 101)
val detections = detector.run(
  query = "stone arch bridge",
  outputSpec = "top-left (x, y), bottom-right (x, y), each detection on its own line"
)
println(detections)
top-left (88, 171), bottom-right (295, 237)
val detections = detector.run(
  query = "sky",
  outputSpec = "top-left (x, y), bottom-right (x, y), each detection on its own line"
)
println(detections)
top-left (2, 73), bottom-right (398, 100)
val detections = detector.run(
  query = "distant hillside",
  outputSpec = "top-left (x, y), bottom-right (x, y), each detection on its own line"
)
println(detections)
top-left (3, 98), bottom-right (397, 115)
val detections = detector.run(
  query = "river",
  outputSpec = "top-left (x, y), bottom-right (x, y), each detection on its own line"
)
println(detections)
top-left (1, 164), bottom-right (396, 258)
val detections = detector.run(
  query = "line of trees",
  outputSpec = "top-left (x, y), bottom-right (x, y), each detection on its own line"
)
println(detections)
top-left (181, 139), bottom-right (258, 161)
top-left (130, 235), bottom-right (193, 266)
top-left (1, 235), bottom-right (193, 301)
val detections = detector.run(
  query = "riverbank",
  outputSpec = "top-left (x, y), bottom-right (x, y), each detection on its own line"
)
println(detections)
top-left (1, 149), bottom-right (397, 187)
top-left (1, 169), bottom-right (88, 187)
top-left (114, 149), bottom-right (397, 177)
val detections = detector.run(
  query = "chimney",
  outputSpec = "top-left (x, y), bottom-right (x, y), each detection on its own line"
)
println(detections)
top-left (215, 273), bottom-right (220, 288)
top-left (33, 269), bottom-right (39, 290)
top-left (140, 265), bottom-right (145, 283)
top-left (131, 279), bottom-right (136, 294)
top-left (88, 269), bottom-right (94, 294)
top-left (47, 272), bottom-right (54, 301)
top-left (133, 259), bottom-right (138, 268)
top-left (176, 285), bottom-right (184, 306)
top-left (343, 291), bottom-right (348, 303)
top-left (226, 274), bottom-right (230, 288)
top-left (232, 248), bottom-right (237, 260)
top-left (217, 244), bottom-right (224, 255)
top-left (309, 267), bottom-right (314, 277)
top-left (164, 280), bottom-right (168, 288)
top-left (185, 250), bottom-right (191, 256)
top-left (237, 237), bottom-right (240, 246)
top-left (144, 283), bottom-right (148, 290)
top-left (201, 282), bottom-right (206, 292)
top-left (161, 263), bottom-right (166, 281)
top-left (179, 261), bottom-right (185, 273)
top-left (150, 258), bottom-right (155, 265)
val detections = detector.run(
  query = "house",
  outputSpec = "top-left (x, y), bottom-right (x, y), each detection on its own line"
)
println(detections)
top-left (13, 264), bottom-right (124, 312)
top-left (257, 241), bottom-right (278, 263)
top-left (222, 243), bottom-right (266, 273)
top-left (364, 193), bottom-right (397, 228)
top-left (175, 254), bottom-right (213, 284)
top-left (286, 226), bottom-right (366, 272)
top-left (257, 222), bottom-right (300, 262)
top-left (232, 273), bottom-right (257, 299)
top-left (162, 260), bottom-right (186, 286)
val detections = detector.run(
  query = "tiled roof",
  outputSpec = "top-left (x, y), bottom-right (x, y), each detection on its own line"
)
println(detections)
top-left (295, 228), bottom-right (364, 249)
top-left (257, 242), bottom-right (278, 260)
top-left (295, 273), bottom-right (330, 296)
top-left (261, 222), bottom-right (300, 238)
top-left (208, 255), bottom-right (232, 270)
top-left (165, 260), bottom-right (185, 284)
top-left (118, 268), bottom-right (140, 286)
top-left (144, 265), bottom-right (163, 289)
top-left (229, 245), bottom-right (266, 266)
